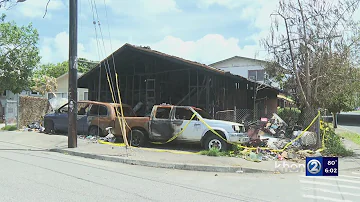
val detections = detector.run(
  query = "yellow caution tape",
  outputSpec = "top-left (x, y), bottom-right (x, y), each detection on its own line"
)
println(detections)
top-left (99, 106), bottom-right (323, 154)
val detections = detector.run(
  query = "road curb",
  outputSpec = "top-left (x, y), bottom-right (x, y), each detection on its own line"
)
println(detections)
top-left (49, 148), bottom-right (273, 173)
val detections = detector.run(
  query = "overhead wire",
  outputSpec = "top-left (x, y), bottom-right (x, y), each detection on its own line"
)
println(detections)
top-left (88, 0), bottom-right (103, 140)
top-left (89, 0), bottom-right (130, 147)
top-left (101, 0), bottom-right (132, 140)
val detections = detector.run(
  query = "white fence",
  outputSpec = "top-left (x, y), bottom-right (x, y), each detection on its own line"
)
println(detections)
top-left (5, 99), bottom-right (18, 126)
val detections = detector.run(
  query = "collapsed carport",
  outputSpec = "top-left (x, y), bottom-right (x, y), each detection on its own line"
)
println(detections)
top-left (78, 43), bottom-right (279, 118)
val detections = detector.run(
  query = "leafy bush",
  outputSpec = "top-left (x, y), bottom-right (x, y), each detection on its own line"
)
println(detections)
top-left (277, 107), bottom-right (301, 125)
top-left (321, 122), bottom-right (354, 157)
top-left (200, 145), bottom-right (244, 157)
top-left (200, 148), bottom-right (226, 156)
top-left (1, 125), bottom-right (17, 131)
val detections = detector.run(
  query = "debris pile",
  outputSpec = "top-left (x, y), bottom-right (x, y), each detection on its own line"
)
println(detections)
top-left (241, 113), bottom-right (319, 162)
top-left (78, 127), bottom-right (117, 143)
top-left (22, 121), bottom-right (45, 132)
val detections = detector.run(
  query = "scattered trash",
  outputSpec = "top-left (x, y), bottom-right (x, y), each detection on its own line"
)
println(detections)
top-left (99, 127), bottom-right (117, 143)
top-left (246, 151), bottom-right (263, 162)
top-left (27, 122), bottom-right (41, 130)
top-left (22, 121), bottom-right (45, 133)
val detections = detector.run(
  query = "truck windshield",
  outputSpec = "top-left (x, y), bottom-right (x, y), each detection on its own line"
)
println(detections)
top-left (194, 109), bottom-right (212, 119)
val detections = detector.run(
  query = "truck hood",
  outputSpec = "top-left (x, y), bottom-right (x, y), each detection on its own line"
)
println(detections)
top-left (201, 119), bottom-right (243, 127)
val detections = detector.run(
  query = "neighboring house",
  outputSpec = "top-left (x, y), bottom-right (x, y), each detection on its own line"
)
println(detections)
top-left (0, 73), bottom-right (89, 124)
top-left (209, 56), bottom-right (280, 88)
top-left (209, 56), bottom-right (294, 108)
top-left (47, 72), bottom-right (89, 101)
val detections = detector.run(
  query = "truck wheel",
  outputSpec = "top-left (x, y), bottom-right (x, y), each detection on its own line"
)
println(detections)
top-left (204, 134), bottom-right (228, 151)
top-left (128, 129), bottom-right (146, 147)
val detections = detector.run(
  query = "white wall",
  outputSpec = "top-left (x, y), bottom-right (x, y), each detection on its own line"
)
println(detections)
top-left (52, 73), bottom-right (88, 100)
top-left (211, 57), bottom-right (280, 88)
top-left (211, 57), bottom-right (265, 77)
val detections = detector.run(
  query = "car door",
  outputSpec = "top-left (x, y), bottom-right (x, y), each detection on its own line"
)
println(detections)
top-left (87, 104), bottom-right (111, 135)
top-left (77, 102), bottom-right (90, 135)
top-left (54, 104), bottom-right (69, 132)
top-left (172, 107), bottom-right (202, 141)
top-left (149, 106), bottom-right (173, 141)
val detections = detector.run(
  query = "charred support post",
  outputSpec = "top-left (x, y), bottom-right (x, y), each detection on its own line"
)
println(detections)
top-left (68, 0), bottom-right (78, 148)
top-left (132, 66), bottom-right (135, 106)
top-left (196, 70), bottom-right (199, 106)
top-left (188, 70), bottom-right (191, 105)
top-left (206, 76), bottom-right (210, 112)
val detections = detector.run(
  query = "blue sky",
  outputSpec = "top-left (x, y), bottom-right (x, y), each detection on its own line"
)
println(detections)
top-left (2, 0), bottom-right (284, 64)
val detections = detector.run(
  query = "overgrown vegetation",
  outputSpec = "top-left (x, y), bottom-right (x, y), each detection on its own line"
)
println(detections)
top-left (200, 145), bottom-right (244, 157)
top-left (321, 122), bottom-right (354, 157)
top-left (200, 148), bottom-right (226, 156)
top-left (277, 107), bottom-right (301, 125)
top-left (1, 125), bottom-right (17, 131)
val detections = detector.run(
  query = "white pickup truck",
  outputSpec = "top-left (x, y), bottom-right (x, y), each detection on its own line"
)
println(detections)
top-left (130, 105), bottom-right (249, 151)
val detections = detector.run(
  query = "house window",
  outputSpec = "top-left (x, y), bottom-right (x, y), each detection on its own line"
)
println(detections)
top-left (248, 70), bottom-right (265, 81)
top-left (84, 92), bottom-right (88, 100)
top-left (30, 91), bottom-right (40, 96)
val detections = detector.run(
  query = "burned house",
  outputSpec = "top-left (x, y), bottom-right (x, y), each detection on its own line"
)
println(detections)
top-left (77, 44), bottom-right (280, 120)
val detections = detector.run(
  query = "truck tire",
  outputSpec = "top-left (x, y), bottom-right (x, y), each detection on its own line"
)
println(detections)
top-left (128, 129), bottom-right (146, 147)
top-left (204, 133), bottom-right (228, 151)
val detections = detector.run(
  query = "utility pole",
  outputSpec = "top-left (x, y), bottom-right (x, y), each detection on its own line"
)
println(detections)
top-left (68, 0), bottom-right (78, 148)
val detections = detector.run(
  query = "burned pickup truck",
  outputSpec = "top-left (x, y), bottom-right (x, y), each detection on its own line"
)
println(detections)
top-left (129, 104), bottom-right (249, 151)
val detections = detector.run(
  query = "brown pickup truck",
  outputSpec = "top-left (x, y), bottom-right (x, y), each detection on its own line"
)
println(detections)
top-left (43, 101), bottom-right (149, 144)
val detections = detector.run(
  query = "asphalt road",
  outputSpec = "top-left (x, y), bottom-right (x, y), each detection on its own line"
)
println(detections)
top-left (0, 141), bottom-right (360, 202)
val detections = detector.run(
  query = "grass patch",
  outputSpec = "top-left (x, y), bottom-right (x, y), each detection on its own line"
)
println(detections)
top-left (1, 125), bottom-right (17, 131)
top-left (200, 148), bottom-right (226, 156)
top-left (321, 122), bottom-right (354, 157)
top-left (200, 145), bottom-right (244, 157)
top-left (338, 132), bottom-right (360, 146)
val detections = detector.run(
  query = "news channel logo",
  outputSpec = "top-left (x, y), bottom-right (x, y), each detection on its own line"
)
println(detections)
top-left (306, 157), bottom-right (338, 176)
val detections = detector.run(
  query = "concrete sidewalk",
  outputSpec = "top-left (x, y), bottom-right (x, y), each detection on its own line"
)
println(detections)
top-left (1, 130), bottom-right (360, 173)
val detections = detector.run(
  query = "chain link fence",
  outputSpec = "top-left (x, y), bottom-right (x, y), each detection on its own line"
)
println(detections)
top-left (215, 108), bottom-right (264, 124)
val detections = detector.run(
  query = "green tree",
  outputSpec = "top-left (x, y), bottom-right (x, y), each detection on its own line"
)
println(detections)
top-left (33, 61), bottom-right (68, 79)
top-left (31, 75), bottom-right (57, 95)
top-left (33, 58), bottom-right (97, 79)
top-left (0, 14), bottom-right (40, 93)
top-left (262, 0), bottom-right (360, 125)
top-left (78, 57), bottom-right (97, 73)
